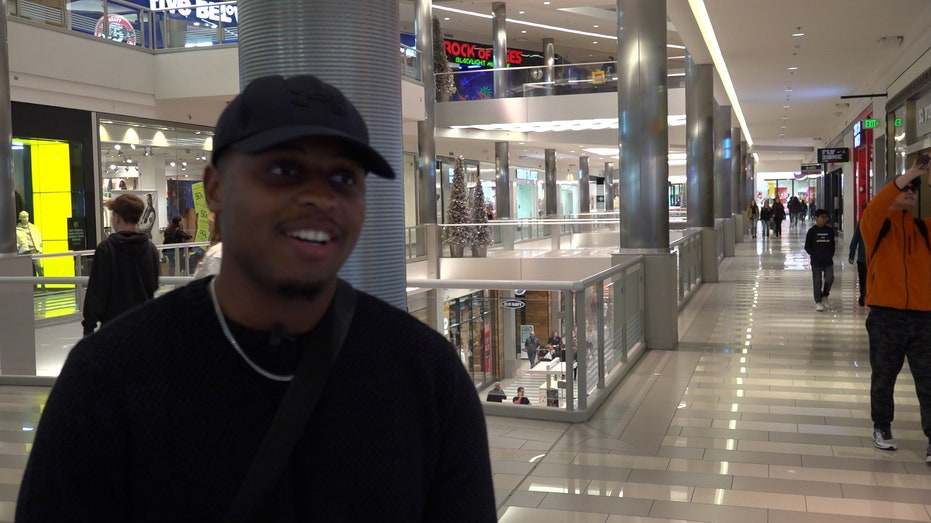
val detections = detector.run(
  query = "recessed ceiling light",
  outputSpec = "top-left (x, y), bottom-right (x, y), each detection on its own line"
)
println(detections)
top-left (593, 25), bottom-right (599, 28)
top-left (787, 66), bottom-right (798, 71)
top-left (518, 10), bottom-right (525, 14)
top-left (783, 105), bottom-right (790, 108)
top-left (521, 30), bottom-right (527, 33)
top-left (543, 1), bottom-right (550, 4)
top-left (785, 87), bottom-right (793, 92)
top-left (444, 17), bottom-right (450, 21)
top-left (593, 41), bottom-right (598, 44)
top-left (792, 32), bottom-right (805, 37)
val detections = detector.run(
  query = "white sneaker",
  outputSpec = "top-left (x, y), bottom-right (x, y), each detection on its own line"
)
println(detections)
top-left (815, 302), bottom-right (825, 312)
top-left (873, 428), bottom-right (897, 451)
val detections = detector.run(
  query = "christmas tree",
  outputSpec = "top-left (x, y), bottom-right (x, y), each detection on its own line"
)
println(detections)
top-left (470, 172), bottom-right (493, 247)
top-left (433, 17), bottom-right (456, 100)
top-left (444, 155), bottom-right (472, 247)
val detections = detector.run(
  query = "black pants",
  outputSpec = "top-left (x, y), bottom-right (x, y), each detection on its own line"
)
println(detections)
top-left (810, 263), bottom-right (834, 302)
top-left (867, 307), bottom-right (931, 440)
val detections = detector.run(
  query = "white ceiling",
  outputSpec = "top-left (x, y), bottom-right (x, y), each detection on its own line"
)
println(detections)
top-left (401, 0), bottom-right (931, 176)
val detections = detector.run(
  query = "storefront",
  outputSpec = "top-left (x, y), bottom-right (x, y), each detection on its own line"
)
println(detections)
top-left (885, 65), bottom-right (931, 215)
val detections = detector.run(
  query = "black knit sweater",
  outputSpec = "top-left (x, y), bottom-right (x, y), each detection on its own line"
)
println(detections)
top-left (17, 278), bottom-right (496, 521)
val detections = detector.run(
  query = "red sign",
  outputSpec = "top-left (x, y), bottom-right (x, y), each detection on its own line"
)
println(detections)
top-left (444, 39), bottom-right (526, 68)
top-left (95, 14), bottom-right (136, 46)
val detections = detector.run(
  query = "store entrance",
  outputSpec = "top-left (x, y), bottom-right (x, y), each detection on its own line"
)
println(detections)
top-left (448, 292), bottom-right (498, 388)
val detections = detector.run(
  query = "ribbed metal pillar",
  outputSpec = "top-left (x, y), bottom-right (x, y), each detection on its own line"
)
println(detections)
top-left (415, 0), bottom-right (437, 226)
top-left (579, 156), bottom-right (590, 214)
top-left (544, 148), bottom-right (557, 216)
top-left (743, 141), bottom-right (752, 203)
top-left (492, 2), bottom-right (507, 99)
top-left (617, 0), bottom-right (668, 250)
top-left (604, 162), bottom-right (615, 211)
top-left (685, 55), bottom-right (714, 229)
top-left (714, 103), bottom-right (731, 220)
top-left (542, 37), bottom-right (555, 96)
top-left (237, 0), bottom-right (405, 309)
top-left (495, 141), bottom-right (511, 219)
top-left (0, 0), bottom-right (13, 254)
top-left (731, 127), bottom-right (741, 214)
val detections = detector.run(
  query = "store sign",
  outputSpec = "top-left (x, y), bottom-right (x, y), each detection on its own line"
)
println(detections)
top-left (149, 0), bottom-right (238, 24)
top-left (801, 163), bottom-right (822, 175)
top-left (444, 38), bottom-right (529, 68)
top-left (516, 167), bottom-right (538, 181)
top-left (67, 217), bottom-right (86, 251)
top-left (916, 91), bottom-right (931, 137)
top-left (817, 148), bottom-right (850, 163)
top-left (502, 299), bottom-right (526, 309)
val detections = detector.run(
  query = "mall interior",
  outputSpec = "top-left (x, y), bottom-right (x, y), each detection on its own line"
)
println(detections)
top-left (1, 0), bottom-right (931, 520)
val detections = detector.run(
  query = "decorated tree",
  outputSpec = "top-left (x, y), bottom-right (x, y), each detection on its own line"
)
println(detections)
top-left (470, 172), bottom-right (493, 247)
top-left (443, 155), bottom-right (472, 248)
top-left (433, 16), bottom-right (456, 100)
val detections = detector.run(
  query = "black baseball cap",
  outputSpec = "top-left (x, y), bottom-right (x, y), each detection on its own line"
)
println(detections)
top-left (211, 74), bottom-right (395, 178)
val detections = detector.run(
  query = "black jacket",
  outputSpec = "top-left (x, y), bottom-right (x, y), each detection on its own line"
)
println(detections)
top-left (82, 231), bottom-right (160, 335)
top-left (805, 225), bottom-right (836, 266)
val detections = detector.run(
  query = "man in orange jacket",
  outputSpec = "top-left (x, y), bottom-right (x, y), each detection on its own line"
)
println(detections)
top-left (861, 153), bottom-right (931, 461)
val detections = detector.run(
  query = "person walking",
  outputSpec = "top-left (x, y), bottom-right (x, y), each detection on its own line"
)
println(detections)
top-left (787, 196), bottom-right (802, 227)
top-left (848, 204), bottom-right (868, 307)
top-left (746, 200), bottom-right (759, 239)
top-left (759, 200), bottom-right (773, 238)
top-left (18, 74), bottom-right (497, 520)
top-left (81, 194), bottom-right (160, 335)
top-left (525, 330), bottom-right (541, 368)
top-left (772, 197), bottom-right (786, 237)
top-left (804, 209), bottom-right (836, 312)
top-left (859, 154), bottom-right (931, 462)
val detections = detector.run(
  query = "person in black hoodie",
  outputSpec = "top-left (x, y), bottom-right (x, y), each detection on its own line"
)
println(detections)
top-left (82, 194), bottom-right (160, 335)
top-left (804, 208), bottom-right (836, 311)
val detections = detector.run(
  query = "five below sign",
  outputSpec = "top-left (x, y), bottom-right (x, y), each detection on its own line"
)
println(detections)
top-left (502, 299), bottom-right (525, 309)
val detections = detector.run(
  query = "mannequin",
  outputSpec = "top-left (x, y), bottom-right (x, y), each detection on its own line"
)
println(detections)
top-left (16, 210), bottom-right (44, 287)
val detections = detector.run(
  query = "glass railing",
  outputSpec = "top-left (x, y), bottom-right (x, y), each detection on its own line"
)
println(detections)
top-left (437, 61), bottom-right (686, 102)
top-left (11, 0), bottom-right (238, 50)
top-left (400, 43), bottom-right (421, 82)
top-left (407, 255), bottom-right (646, 422)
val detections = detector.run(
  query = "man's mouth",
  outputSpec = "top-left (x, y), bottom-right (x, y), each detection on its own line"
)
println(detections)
top-left (286, 230), bottom-right (332, 245)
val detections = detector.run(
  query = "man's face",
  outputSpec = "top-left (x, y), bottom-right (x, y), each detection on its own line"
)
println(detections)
top-left (205, 138), bottom-right (367, 300)
top-left (892, 185), bottom-right (919, 210)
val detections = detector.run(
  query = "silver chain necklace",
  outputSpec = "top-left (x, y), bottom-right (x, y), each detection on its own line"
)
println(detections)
top-left (208, 277), bottom-right (294, 382)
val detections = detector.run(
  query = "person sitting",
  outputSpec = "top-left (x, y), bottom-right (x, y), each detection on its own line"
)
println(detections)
top-left (512, 387), bottom-right (530, 405)
top-left (485, 382), bottom-right (506, 402)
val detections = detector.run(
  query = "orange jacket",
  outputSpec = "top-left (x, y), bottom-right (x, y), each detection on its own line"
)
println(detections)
top-left (862, 179), bottom-right (931, 310)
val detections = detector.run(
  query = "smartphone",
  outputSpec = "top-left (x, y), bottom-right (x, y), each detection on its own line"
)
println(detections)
top-left (919, 153), bottom-right (931, 170)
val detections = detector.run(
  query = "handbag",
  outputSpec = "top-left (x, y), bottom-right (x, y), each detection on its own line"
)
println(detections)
top-left (226, 279), bottom-right (357, 522)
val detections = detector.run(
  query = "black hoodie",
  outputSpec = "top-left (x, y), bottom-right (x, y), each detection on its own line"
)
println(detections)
top-left (82, 231), bottom-right (160, 335)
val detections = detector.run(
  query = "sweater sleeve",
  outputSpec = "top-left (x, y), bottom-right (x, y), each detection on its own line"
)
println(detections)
top-left (16, 342), bottom-right (129, 521)
top-left (422, 345), bottom-right (497, 522)
top-left (849, 223), bottom-right (862, 259)
top-left (82, 243), bottom-right (113, 335)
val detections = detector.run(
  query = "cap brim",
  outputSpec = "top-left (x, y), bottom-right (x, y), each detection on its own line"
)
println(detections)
top-left (218, 125), bottom-right (396, 179)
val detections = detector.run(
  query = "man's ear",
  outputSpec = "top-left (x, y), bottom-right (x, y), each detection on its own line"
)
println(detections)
top-left (204, 163), bottom-right (222, 213)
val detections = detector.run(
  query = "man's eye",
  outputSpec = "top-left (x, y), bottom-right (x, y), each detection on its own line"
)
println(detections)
top-left (330, 171), bottom-right (360, 186)
top-left (267, 163), bottom-right (300, 178)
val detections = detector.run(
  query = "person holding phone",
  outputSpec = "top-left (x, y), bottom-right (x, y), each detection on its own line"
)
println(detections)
top-left (860, 152), bottom-right (931, 462)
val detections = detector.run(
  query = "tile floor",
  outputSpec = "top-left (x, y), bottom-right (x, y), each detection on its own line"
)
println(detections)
top-left (3, 222), bottom-right (931, 521)
top-left (491, 223), bottom-right (931, 522)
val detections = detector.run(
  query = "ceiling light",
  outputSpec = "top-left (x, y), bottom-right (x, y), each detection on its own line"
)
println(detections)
top-left (787, 66), bottom-right (798, 71)
top-left (114, 144), bottom-right (121, 151)
top-left (593, 25), bottom-right (599, 28)
top-left (543, 1), bottom-right (550, 4)
top-left (518, 10), bottom-right (525, 14)
top-left (444, 17), bottom-right (450, 21)
top-left (686, 0), bottom-right (753, 147)
top-left (792, 32), bottom-right (804, 37)
top-left (785, 87), bottom-right (792, 92)
top-left (521, 30), bottom-right (527, 33)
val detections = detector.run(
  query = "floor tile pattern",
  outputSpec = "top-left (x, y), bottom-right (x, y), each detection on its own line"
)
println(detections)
top-left (492, 225), bottom-right (931, 522)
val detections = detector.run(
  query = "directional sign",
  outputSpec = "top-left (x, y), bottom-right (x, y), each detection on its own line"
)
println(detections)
top-left (817, 148), bottom-right (850, 163)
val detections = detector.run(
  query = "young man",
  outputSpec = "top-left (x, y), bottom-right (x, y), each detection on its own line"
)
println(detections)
top-left (525, 330), bottom-right (541, 367)
top-left (804, 209), bottom-right (835, 312)
top-left (860, 155), bottom-right (931, 462)
top-left (81, 194), bottom-right (160, 335)
top-left (18, 75), bottom-right (496, 520)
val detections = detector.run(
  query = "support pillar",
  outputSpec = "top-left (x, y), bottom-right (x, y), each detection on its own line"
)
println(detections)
top-left (685, 54), bottom-right (717, 282)
top-left (544, 148), bottom-right (557, 216)
top-left (492, 2), bottom-right (507, 99)
top-left (495, 141), bottom-right (514, 250)
top-left (714, 103), bottom-right (735, 258)
top-left (616, 0), bottom-right (676, 349)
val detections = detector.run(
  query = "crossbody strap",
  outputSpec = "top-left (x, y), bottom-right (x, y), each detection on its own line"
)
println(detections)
top-left (226, 279), bottom-right (357, 522)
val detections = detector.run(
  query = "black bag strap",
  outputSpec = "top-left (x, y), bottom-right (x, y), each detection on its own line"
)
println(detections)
top-left (870, 217), bottom-right (930, 258)
top-left (226, 279), bottom-right (357, 522)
